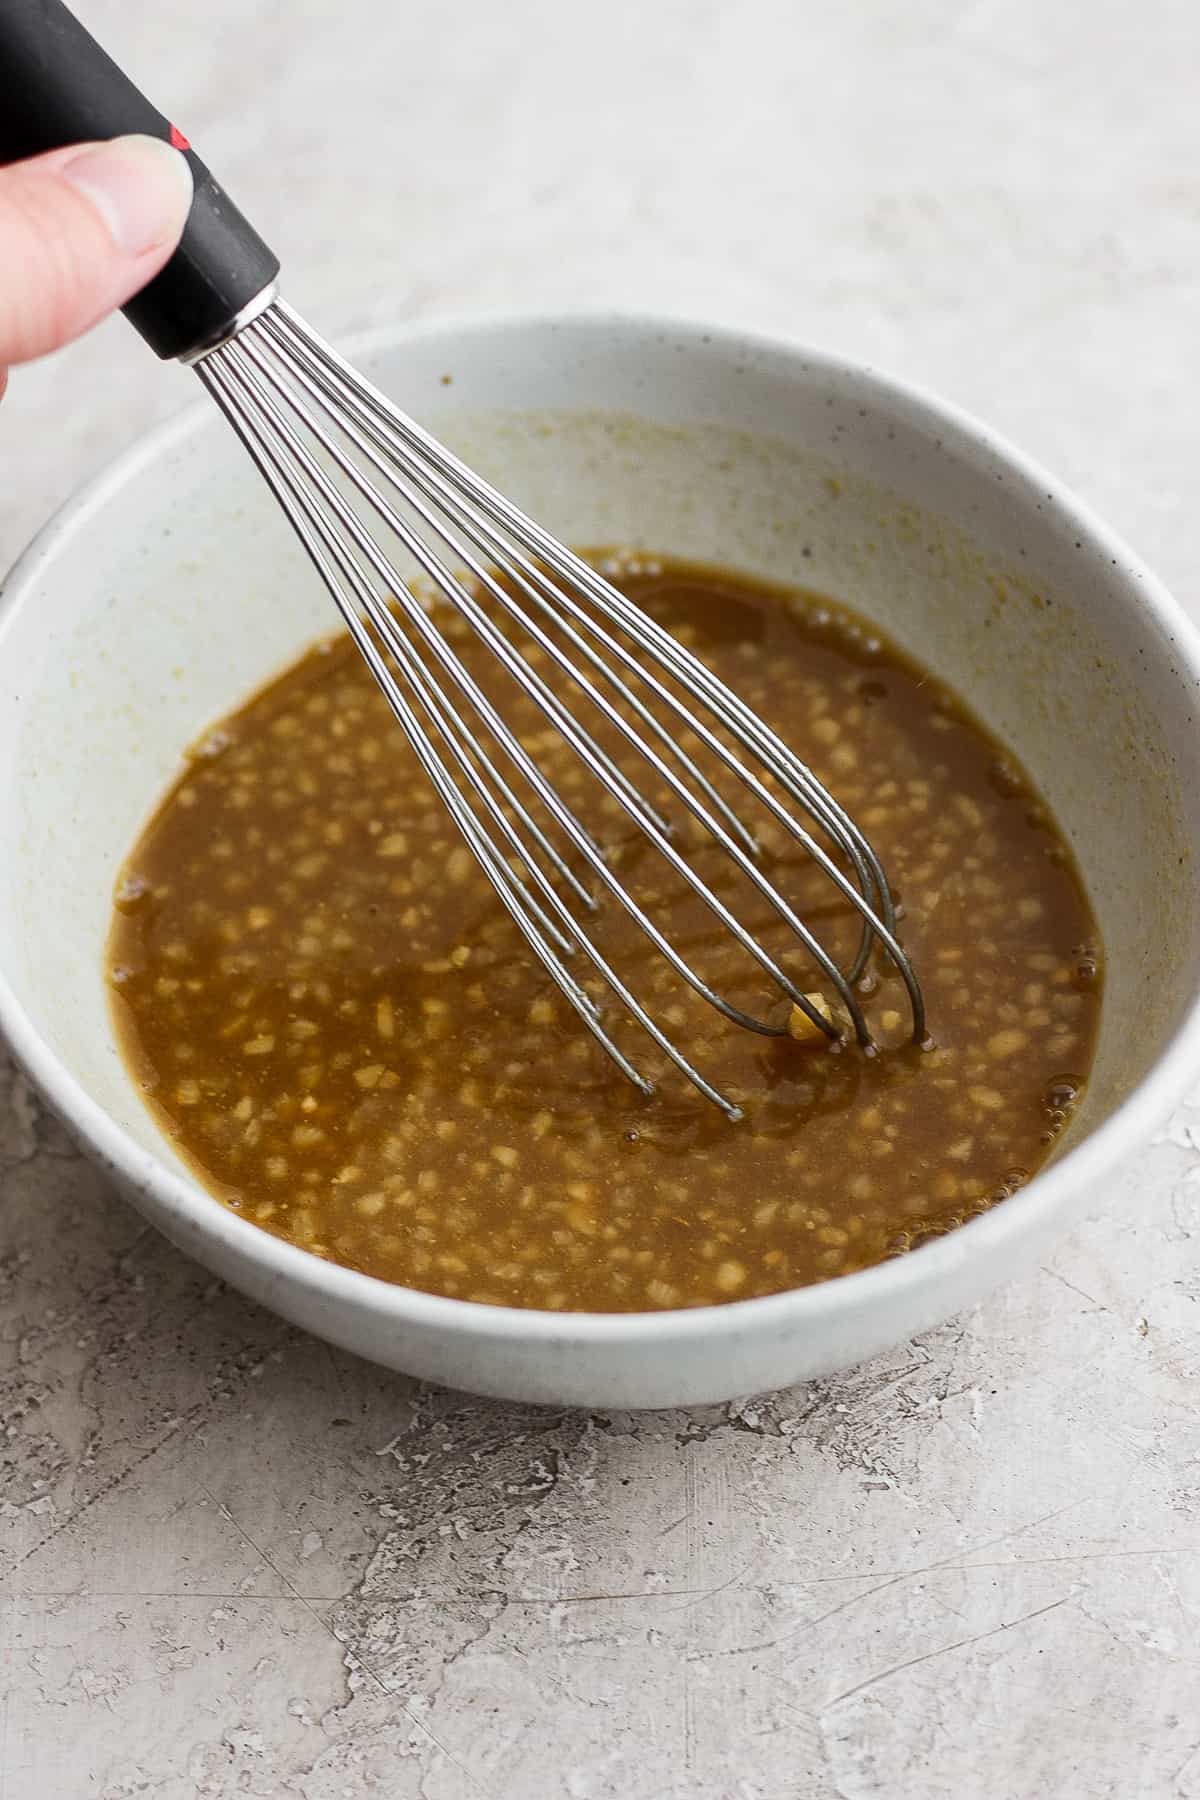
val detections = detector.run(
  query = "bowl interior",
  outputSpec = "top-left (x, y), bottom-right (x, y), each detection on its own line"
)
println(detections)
top-left (2, 316), bottom-right (1198, 1215)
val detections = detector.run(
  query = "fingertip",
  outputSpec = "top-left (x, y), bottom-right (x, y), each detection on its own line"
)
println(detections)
top-left (61, 134), bottom-right (193, 257)
top-left (0, 137), bottom-right (194, 365)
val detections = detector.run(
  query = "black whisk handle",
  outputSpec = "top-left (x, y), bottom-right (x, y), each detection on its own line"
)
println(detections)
top-left (0, 0), bottom-right (279, 360)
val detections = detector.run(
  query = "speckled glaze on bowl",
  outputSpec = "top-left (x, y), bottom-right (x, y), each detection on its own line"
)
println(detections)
top-left (2, 312), bottom-right (1199, 1407)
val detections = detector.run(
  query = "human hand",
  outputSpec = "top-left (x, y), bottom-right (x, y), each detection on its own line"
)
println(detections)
top-left (0, 133), bottom-right (192, 400)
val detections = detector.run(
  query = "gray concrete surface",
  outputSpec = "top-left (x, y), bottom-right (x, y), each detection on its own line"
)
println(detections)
top-left (3, 2), bottom-right (1200, 1794)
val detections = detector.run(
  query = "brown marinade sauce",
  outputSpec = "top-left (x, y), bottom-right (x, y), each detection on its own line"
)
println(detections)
top-left (108, 556), bottom-right (1101, 1311)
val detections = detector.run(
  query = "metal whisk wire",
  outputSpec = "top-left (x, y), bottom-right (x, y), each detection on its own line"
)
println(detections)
top-left (195, 300), bottom-right (925, 1120)
top-left (0, 0), bottom-right (927, 1118)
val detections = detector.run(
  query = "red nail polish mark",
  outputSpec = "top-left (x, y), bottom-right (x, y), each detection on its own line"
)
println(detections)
top-left (169, 124), bottom-right (191, 151)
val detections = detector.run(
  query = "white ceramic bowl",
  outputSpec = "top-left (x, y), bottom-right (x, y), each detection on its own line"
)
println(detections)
top-left (2, 313), bottom-right (1199, 1407)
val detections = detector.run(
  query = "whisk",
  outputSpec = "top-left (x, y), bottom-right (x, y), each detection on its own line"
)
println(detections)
top-left (2, 0), bottom-right (924, 1120)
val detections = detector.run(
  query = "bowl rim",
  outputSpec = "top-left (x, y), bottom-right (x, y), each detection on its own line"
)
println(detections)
top-left (3, 303), bottom-right (1200, 1349)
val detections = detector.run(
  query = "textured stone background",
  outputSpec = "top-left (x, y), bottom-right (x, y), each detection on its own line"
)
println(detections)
top-left (3, 2), bottom-right (1200, 1794)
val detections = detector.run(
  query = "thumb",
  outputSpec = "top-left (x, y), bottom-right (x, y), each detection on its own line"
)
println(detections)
top-left (0, 135), bottom-right (193, 372)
